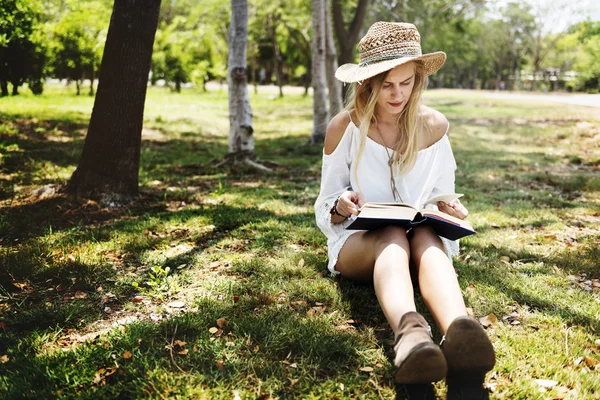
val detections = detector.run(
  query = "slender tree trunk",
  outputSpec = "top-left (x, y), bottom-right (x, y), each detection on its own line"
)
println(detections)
top-left (76, 79), bottom-right (80, 95)
top-left (89, 67), bottom-right (95, 96)
top-left (325, 0), bottom-right (342, 115)
top-left (309, 0), bottom-right (328, 144)
top-left (224, 0), bottom-right (269, 170)
top-left (270, 15), bottom-right (284, 98)
top-left (67, 0), bottom-right (162, 206)
top-left (0, 80), bottom-right (7, 96)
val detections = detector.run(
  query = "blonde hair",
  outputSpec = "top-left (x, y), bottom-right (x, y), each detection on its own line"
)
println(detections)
top-left (345, 61), bottom-right (428, 186)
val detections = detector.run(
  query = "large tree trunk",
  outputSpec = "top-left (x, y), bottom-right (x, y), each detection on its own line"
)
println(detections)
top-left (224, 0), bottom-right (269, 170)
top-left (67, 0), bottom-right (161, 206)
top-left (309, 0), bottom-right (328, 144)
top-left (325, 1), bottom-right (342, 116)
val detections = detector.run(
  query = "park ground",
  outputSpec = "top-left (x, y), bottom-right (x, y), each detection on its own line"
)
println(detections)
top-left (0, 86), bottom-right (599, 399)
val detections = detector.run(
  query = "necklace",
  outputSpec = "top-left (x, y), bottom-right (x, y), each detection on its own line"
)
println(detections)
top-left (375, 124), bottom-right (403, 202)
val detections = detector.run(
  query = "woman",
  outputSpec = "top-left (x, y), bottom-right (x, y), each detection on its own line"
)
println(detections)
top-left (314, 22), bottom-right (495, 398)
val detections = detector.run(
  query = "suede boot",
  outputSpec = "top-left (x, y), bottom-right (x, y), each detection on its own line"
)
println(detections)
top-left (442, 316), bottom-right (496, 400)
top-left (394, 311), bottom-right (447, 384)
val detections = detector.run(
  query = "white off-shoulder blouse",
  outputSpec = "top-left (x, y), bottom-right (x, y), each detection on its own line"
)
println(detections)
top-left (314, 118), bottom-right (460, 275)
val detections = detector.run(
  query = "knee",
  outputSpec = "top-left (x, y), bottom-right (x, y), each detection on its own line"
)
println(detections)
top-left (373, 225), bottom-right (410, 253)
top-left (410, 225), bottom-right (444, 260)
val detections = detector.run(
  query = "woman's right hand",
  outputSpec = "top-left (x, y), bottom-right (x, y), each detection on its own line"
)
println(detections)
top-left (336, 191), bottom-right (365, 217)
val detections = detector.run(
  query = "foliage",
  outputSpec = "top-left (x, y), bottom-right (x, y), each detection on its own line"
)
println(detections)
top-left (0, 0), bottom-right (47, 95)
top-left (49, 0), bottom-right (110, 95)
top-left (151, 0), bottom-right (228, 91)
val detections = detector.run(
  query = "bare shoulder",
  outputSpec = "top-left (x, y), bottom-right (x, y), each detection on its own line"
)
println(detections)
top-left (324, 111), bottom-right (353, 155)
top-left (421, 105), bottom-right (450, 144)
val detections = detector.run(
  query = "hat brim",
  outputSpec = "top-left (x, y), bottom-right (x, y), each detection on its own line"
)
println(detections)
top-left (335, 52), bottom-right (446, 83)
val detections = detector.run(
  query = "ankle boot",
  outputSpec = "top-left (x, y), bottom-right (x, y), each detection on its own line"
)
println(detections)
top-left (442, 316), bottom-right (495, 400)
top-left (394, 311), bottom-right (447, 384)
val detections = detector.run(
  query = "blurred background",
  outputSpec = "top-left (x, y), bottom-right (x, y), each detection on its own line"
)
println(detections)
top-left (1, 0), bottom-right (599, 97)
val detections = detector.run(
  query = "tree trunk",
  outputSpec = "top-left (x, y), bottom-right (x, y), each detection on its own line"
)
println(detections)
top-left (224, 0), bottom-right (269, 170)
top-left (331, 0), bottom-right (369, 66)
top-left (309, 0), bottom-right (328, 145)
top-left (67, 0), bottom-right (161, 206)
top-left (331, 0), bottom-right (369, 99)
top-left (0, 80), bottom-right (7, 96)
top-left (325, 1), bottom-right (342, 116)
top-left (270, 15), bottom-right (284, 98)
top-left (76, 79), bottom-right (81, 95)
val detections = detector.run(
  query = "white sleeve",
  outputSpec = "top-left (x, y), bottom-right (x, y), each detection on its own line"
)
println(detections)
top-left (314, 127), bottom-right (356, 237)
top-left (429, 138), bottom-right (457, 199)
top-left (428, 137), bottom-right (460, 259)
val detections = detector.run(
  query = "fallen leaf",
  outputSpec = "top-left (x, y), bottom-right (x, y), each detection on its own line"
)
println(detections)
top-left (479, 314), bottom-right (498, 328)
top-left (289, 363), bottom-right (297, 368)
top-left (168, 301), bottom-right (185, 308)
top-left (123, 351), bottom-right (132, 359)
top-left (535, 379), bottom-right (558, 388)
top-left (466, 284), bottom-right (477, 296)
top-left (209, 327), bottom-right (219, 334)
top-left (584, 356), bottom-right (598, 368)
top-left (500, 256), bottom-right (511, 264)
top-left (173, 340), bottom-right (187, 347)
top-left (359, 366), bottom-right (374, 372)
top-left (233, 296), bottom-right (240, 303)
top-left (132, 296), bottom-right (144, 303)
top-left (595, 339), bottom-right (600, 348)
top-left (253, 345), bottom-right (260, 353)
top-left (74, 291), bottom-right (87, 299)
top-left (216, 317), bottom-right (227, 328)
top-left (298, 258), bottom-right (305, 268)
top-left (0, 355), bottom-right (8, 363)
top-left (215, 361), bottom-right (224, 370)
top-left (176, 349), bottom-right (188, 355)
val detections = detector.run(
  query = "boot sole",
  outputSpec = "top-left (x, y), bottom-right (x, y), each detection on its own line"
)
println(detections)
top-left (395, 342), bottom-right (448, 384)
top-left (443, 317), bottom-right (495, 374)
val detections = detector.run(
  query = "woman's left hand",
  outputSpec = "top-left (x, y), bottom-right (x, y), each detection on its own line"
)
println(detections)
top-left (437, 199), bottom-right (469, 220)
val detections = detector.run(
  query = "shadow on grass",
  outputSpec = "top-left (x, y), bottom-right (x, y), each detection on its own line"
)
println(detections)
top-left (457, 240), bottom-right (600, 331)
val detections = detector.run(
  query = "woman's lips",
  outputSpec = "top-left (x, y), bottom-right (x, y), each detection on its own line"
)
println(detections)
top-left (389, 101), bottom-right (403, 107)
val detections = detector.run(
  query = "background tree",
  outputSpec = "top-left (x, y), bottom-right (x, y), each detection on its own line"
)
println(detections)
top-left (225, 0), bottom-right (269, 169)
top-left (332, 0), bottom-right (370, 66)
top-left (50, 0), bottom-right (110, 95)
top-left (0, 0), bottom-right (47, 96)
top-left (67, 0), bottom-right (162, 205)
top-left (325, 1), bottom-right (342, 115)
top-left (309, 0), bottom-right (328, 144)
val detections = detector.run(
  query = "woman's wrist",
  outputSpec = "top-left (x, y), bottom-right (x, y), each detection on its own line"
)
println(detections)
top-left (329, 197), bottom-right (348, 219)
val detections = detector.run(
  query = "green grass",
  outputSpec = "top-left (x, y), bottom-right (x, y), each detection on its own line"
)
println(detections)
top-left (1, 85), bottom-right (599, 399)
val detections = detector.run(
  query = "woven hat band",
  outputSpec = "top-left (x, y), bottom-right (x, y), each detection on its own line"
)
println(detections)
top-left (359, 42), bottom-right (422, 64)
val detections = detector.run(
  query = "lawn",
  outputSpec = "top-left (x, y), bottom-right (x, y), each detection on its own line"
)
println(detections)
top-left (0, 85), bottom-right (599, 399)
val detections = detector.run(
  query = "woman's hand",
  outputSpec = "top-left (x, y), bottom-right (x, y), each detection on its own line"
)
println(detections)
top-left (334, 191), bottom-right (365, 219)
top-left (437, 199), bottom-right (469, 220)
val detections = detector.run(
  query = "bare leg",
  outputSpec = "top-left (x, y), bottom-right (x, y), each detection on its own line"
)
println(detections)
top-left (336, 225), bottom-right (415, 336)
top-left (409, 225), bottom-right (467, 333)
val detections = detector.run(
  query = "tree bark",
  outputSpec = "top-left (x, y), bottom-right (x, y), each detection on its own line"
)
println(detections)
top-left (67, 0), bottom-right (161, 206)
top-left (325, 0), bottom-right (342, 116)
top-left (309, 0), bottom-right (328, 144)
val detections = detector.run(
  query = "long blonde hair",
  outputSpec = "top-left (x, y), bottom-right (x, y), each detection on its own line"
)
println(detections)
top-left (345, 61), bottom-right (428, 184)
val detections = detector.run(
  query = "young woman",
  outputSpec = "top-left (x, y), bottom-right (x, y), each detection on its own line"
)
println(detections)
top-left (314, 22), bottom-right (495, 398)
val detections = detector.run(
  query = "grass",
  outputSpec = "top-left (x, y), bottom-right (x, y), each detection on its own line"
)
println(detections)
top-left (0, 84), bottom-right (599, 399)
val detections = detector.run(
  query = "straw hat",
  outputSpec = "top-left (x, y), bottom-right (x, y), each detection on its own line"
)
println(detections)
top-left (335, 22), bottom-right (446, 83)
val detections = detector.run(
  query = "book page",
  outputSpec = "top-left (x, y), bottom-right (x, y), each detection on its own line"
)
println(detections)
top-left (358, 203), bottom-right (419, 220)
top-left (422, 193), bottom-right (463, 207)
top-left (421, 209), bottom-right (473, 229)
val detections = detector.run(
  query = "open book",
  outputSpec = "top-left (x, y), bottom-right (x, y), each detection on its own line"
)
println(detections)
top-left (346, 194), bottom-right (475, 240)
